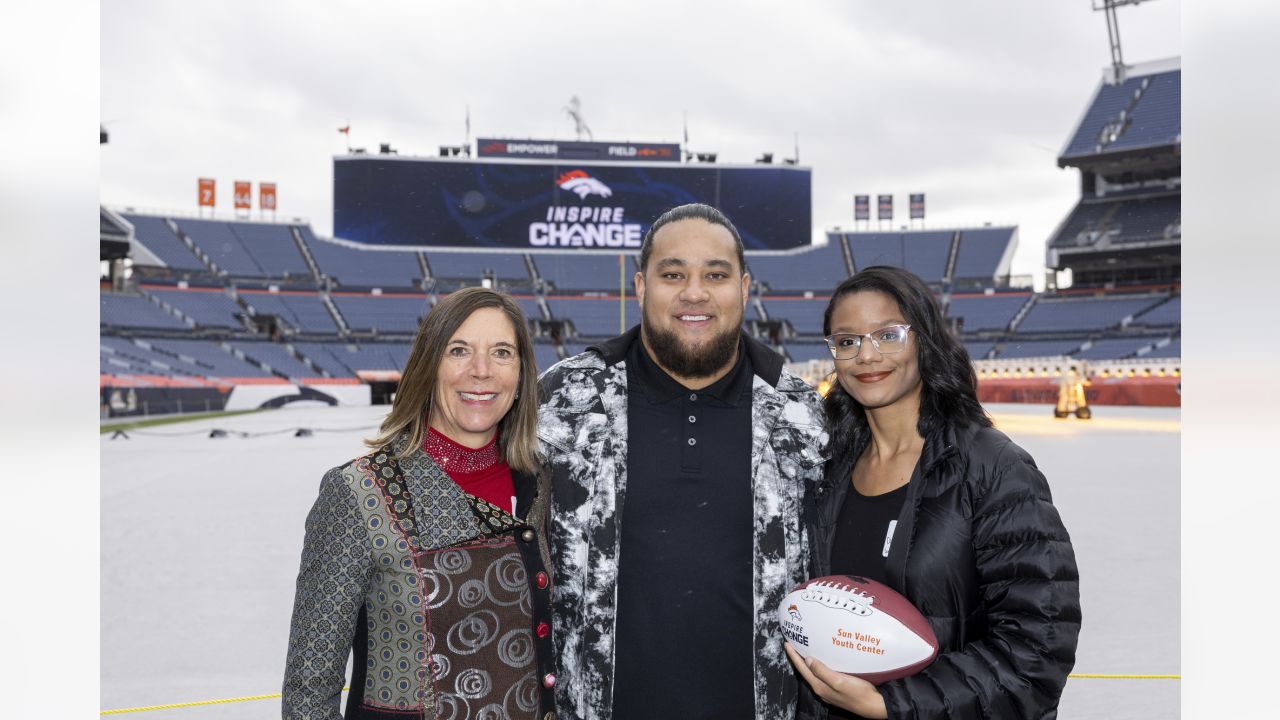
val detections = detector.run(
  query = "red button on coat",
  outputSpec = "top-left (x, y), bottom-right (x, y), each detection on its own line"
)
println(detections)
top-left (536, 622), bottom-right (551, 638)
top-left (535, 572), bottom-right (549, 589)
top-left (543, 673), bottom-right (556, 688)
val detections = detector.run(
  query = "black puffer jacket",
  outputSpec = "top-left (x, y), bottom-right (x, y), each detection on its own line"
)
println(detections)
top-left (800, 421), bottom-right (1081, 720)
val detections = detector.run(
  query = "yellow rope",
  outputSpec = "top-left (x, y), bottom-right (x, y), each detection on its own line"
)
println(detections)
top-left (101, 676), bottom-right (1180, 714)
top-left (100, 687), bottom-right (348, 715)
top-left (1069, 673), bottom-right (1180, 680)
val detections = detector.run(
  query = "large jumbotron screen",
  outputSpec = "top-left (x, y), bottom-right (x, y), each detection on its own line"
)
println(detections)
top-left (333, 155), bottom-right (811, 251)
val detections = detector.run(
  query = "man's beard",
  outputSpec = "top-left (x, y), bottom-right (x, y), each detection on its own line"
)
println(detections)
top-left (643, 310), bottom-right (741, 379)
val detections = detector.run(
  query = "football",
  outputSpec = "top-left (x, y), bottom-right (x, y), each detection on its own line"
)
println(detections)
top-left (778, 575), bottom-right (938, 684)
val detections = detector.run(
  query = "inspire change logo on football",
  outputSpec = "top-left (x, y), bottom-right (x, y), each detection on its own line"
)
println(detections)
top-left (527, 170), bottom-right (643, 249)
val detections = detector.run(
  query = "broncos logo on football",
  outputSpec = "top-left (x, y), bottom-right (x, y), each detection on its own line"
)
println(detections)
top-left (557, 169), bottom-right (613, 199)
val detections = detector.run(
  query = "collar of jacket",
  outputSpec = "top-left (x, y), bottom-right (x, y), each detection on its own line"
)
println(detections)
top-left (381, 432), bottom-right (544, 544)
top-left (587, 324), bottom-right (786, 388)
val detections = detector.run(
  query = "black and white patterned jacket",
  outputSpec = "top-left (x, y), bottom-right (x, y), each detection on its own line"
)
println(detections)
top-left (537, 328), bottom-right (828, 720)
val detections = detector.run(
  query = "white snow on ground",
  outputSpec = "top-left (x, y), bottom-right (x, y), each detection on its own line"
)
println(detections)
top-left (101, 402), bottom-right (1179, 719)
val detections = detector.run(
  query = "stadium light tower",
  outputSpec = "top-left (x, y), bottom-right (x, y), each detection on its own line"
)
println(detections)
top-left (1093, 0), bottom-right (1153, 83)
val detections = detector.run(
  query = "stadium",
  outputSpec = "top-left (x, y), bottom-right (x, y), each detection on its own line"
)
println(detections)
top-left (98, 60), bottom-right (1180, 417)
top-left (99, 2), bottom-right (1181, 719)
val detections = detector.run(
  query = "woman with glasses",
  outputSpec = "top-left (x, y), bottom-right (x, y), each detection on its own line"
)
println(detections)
top-left (283, 288), bottom-right (555, 720)
top-left (788, 266), bottom-right (1080, 720)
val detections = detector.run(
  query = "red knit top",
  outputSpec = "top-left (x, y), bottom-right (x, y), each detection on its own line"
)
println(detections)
top-left (422, 427), bottom-right (515, 513)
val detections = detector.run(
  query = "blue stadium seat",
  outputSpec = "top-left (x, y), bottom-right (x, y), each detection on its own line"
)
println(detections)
top-left (148, 288), bottom-right (243, 328)
top-left (172, 218), bottom-right (265, 276)
top-left (101, 292), bottom-right (189, 330)
top-left (1132, 297), bottom-right (1180, 326)
top-left (746, 239), bottom-right (849, 294)
top-left (947, 294), bottom-right (1030, 332)
top-left (426, 251), bottom-right (531, 288)
top-left (952, 228), bottom-right (1014, 280)
top-left (121, 214), bottom-right (205, 271)
top-left (1018, 295), bottom-right (1162, 333)
top-left (996, 338), bottom-right (1087, 359)
top-left (240, 291), bottom-right (340, 333)
top-left (228, 222), bottom-right (311, 278)
top-left (1074, 337), bottom-right (1159, 360)
top-left (143, 338), bottom-right (273, 378)
top-left (302, 228), bottom-right (424, 289)
top-left (535, 253), bottom-right (637, 293)
top-left (761, 298), bottom-right (830, 336)
top-left (227, 341), bottom-right (318, 378)
top-left (332, 294), bottom-right (431, 334)
top-left (548, 297), bottom-right (639, 337)
top-left (846, 231), bottom-right (952, 284)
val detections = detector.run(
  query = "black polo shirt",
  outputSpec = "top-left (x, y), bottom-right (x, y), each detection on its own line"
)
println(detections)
top-left (611, 335), bottom-right (756, 720)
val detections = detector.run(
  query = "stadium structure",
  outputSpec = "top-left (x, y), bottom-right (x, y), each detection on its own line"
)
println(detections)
top-left (99, 62), bottom-right (1179, 418)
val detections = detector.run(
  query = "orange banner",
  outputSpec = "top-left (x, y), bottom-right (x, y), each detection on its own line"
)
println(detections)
top-left (234, 181), bottom-right (252, 210)
top-left (260, 182), bottom-right (277, 211)
top-left (198, 178), bottom-right (215, 207)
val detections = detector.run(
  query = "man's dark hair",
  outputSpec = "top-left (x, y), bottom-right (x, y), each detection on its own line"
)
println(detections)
top-left (822, 266), bottom-right (992, 470)
top-left (638, 203), bottom-right (746, 275)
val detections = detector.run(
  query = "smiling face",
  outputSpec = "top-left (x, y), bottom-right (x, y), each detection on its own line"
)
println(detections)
top-left (828, 290), bottom-right (923, 412)
top-left (427, 306), bottom-right (521, 448)
top-left (635, 218), bottom-right (750, 385)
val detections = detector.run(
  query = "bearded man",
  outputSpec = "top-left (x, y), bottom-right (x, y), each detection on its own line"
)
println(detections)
top-left (538, 203), bottom-right (828, 720)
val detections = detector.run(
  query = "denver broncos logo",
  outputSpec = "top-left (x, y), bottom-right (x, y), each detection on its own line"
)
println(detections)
top-left (788, 604), bottom-right (802, 622)
top-left (556, 169), bottom-right (613, 199)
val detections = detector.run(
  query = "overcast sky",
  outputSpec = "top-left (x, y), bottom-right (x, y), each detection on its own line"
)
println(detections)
top-left (100, 0), bottom-right (1180, 286)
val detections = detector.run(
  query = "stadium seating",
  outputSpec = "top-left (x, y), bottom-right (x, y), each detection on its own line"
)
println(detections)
top-left (102, 336), bottom-right (208, 377)
top-left (331, 294), bottom-right (431, 334)
top-left (746, 240), bottom-right (849, 294)
top-left (845, 231), bottom-right (952, 284)
top-left (997, 338), bottom-right (1087, 359)
top-left (548, 297), bottom-right (639, 337)
top-left (1073, 337), bottom-right (1161, 360)
top-left (101, 292), bottom-right (189, 330)
top-left (761, 297), bottom-right (830, 336)
top-left (171, 218), bottom-right (267, 277)
top-left (227, 222), bottom-right (312, 278)
top-left (227, 341), bottom-right (317, 379)
top-left (785, 342), bottom-right (833, 363)
top-left (121, 214), bottom-right (206, 271)
top-left (1143, 338), bottom-right (1181, 358)
top-left (965, 342), bottom-right (995, 361)
top-left (321, 343), bottom-right (410, 372)
top-left (1052, 194), bottom-right (1179, 248)
top-left (426, 251), bottom-right (531, 290)
top-left (1105, 70), bottom-right (1181, 154)
top-left (534, 253), bottom-right (637, 293)
top-left (239, 291), bottom-right (340, 333)
top-left (1132, 296), bottom-right (1180, 326)
top-left (303, 227), bottom-right (424, 289)
top-left (533, 343), bottom-right (562, 372)
top-left (952, 228), bottom-right (1015, 281)
top-left (1017, 295), bottom-right (1162, 333)
top-left (147, 287), bottom-right (243, 328)
top-left (947, 294), bottom-right (1030, 332)
top-left (141, 338), bottom-right (273, 378)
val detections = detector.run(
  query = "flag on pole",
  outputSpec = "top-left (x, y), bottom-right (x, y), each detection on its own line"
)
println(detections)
top-left (909, 193), bottom-right (926, 219)
top-left (337, 125), bottom-right (350, 135)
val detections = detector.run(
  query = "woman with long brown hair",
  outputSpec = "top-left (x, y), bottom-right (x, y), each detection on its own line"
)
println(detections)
top-left (283, 287), bottom-right (554, 720)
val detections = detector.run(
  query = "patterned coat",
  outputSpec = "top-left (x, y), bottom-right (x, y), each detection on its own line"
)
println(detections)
top-left (536, 328), bottom-right (828, 720)
top-left (282, 434), bottom-right (556, 720)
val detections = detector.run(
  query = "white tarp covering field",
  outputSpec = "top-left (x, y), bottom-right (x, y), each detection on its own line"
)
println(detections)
top-left (101, 403), bottom-right (1179, 719)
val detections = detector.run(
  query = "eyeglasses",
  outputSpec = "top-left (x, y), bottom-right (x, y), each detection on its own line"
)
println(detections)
top-left (824, 324), bottom-right (912, 360)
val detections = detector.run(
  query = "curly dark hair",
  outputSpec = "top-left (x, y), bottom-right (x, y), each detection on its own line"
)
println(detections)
top-left (822, 266), bottom-right (990, 471)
